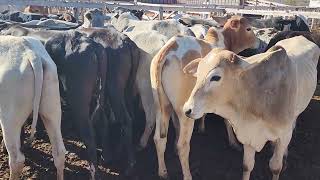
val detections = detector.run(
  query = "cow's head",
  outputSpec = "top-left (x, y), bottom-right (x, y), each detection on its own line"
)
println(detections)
top-left (183, 46), bottom-right (288, 119)
top-left (222, 16), bottom-right (256, 54)
top-left (82, 9), bottom-right (106, 28)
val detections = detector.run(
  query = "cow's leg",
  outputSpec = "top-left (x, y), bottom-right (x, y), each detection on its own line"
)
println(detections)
top-left (98, 112), bottom-right (112, 164)
top-left (242, 144), bottom-right (256, 180)
top-left (122, 107), bottom-right (136, 176)
top-left (138, 89), bottom-right (155, 150)
top-left (1, 122), bottom-right (25, 180)
top-left (269, 132), bottom-right (292, 180)
top-left (198, 116), bottom-right (205, 133)
top-left (108, 86), bottom-right (136, 176)
top-left (224, 119), bottom-right (241, 151)
top-left (66, 74), bottom-right (98, 180)
top-left (154, 107), bottom-right (171, 179)
top-left (79, 117), bottom-right (97, 180)
top-left (136, 66), bottom-right (156, 150)
top-left (176, 112), bottom-right (194, 180)
top-left (171, 112), bottom-right (180, 155)
top-left (41, 115), bottom-right (66, 180)
top-left (40, 66), bottom-right (66, 180)
top-left (70, 97), bottom-right (97, 180)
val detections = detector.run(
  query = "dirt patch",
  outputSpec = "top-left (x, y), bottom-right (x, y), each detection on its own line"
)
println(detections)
top-left (1, 97), bottom-right (320, 180)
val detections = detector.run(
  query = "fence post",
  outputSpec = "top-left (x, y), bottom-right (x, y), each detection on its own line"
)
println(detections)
top-left (73, 7), bottom-right (79, 21)
top-left (240, 0), bottom-right (244, 8)
top-left (311, 18), bottom-right (315, 29)
top-left (159, 6), bottom-right (163, 20)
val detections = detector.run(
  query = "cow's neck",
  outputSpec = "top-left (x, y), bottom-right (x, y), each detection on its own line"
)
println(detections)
top-left (222, 29), bottom-right (242, 54)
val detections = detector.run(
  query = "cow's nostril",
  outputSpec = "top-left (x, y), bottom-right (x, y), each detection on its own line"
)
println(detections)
top-left (185, 109), bottom-right (192, 116)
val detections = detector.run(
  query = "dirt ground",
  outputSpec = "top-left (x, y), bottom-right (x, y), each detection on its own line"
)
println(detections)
top-left (1, 96), bottom-right (320, 180)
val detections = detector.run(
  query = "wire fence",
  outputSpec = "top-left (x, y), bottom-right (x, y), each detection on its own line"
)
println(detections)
top-left (177, 0), bottom-right (239, 5)
top-left (138, 0), bottom-right (240, 5)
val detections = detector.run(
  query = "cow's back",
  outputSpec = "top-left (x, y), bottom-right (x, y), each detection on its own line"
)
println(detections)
top-left (276, 36), bottom-right (320, 115)
top-left (126, 30), bottom-right (168, 56)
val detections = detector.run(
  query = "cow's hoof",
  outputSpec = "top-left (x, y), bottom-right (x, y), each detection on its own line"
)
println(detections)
top-left (174, 146), bottom-right (178, 156)
top-left (136, 144), bottom-right (146, 152)
top-left (124, 162), bottom-right (136, 177)
top-left (197, 128), bottom-right (206, 134)
top-left (230, 142), bottom-right (243, 152)
top-left (159, 174), bottom-right (169, 180)
top-left (26, 136), bottom-right (35, 146)
top-left (102, 151), bottom-right (113, 164)
top-left (101, 155), bottom-right (112, 165)
top-left (282, 155), bottom-right (288, 172)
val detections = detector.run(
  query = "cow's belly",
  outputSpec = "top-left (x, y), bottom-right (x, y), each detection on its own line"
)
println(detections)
top-left (294, 60), bottom-right (317, 115)
top-left (232, 118), bottom-right (292, 152)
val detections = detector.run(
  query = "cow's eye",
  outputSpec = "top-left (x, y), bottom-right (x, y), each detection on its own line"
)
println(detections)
top-left (246, 27), bottom-right (252, 31)
top-left (210, 75), bottom-right (221, 82)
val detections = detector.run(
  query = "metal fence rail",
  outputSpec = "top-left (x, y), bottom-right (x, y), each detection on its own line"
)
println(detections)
top-left (1, 0), bottom-right (320, 19)
top-left (176, 0), bottom-right (239, 5)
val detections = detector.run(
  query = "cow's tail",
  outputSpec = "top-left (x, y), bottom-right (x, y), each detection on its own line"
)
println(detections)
top-left (150, 38), bottom-right (177, 138)
top-left (28, 51), bottom-right (44, 143)
top-left (90, 45), bottom-right (107, 122)
top-left (127, 40), bottom-right (140, 103)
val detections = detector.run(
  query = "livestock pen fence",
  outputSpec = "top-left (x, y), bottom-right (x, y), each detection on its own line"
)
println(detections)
top-left (1, 0), bottom-right (320, 27)
top-left (138, 0), bottom-right (240, 5)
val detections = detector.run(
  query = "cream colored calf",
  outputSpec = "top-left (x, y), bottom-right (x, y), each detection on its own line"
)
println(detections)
top-left (184, 36), bottom-right (320, 180)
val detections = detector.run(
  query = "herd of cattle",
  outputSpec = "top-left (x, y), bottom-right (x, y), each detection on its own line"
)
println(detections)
top-left (0, 6), bottom-right (320, 180)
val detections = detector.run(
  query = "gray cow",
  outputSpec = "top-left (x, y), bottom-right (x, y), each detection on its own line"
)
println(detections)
top-left (0, 36), bottom-right (65, 180)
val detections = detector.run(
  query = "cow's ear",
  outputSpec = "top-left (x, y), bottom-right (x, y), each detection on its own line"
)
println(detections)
top-left (183, 58), bottom-right (202, 77)
top-left (230, 19), bottom-right (240, 29)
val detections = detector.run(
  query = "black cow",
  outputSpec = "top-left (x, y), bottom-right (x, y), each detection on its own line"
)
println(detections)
top-left (0, 25), bottom-right (108, 179)
top-left (80, 26), bottom-right (140, 175)
top-left (275, 15), bottom-right (310, 32)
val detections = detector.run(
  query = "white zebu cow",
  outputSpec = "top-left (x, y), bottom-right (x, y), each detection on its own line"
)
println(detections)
top-left (110, 12), bottom-right (195, 37)
top-left (0, 36), bottom-right (65, 180)
top-left (183, 36), bottom-right (320, 180)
